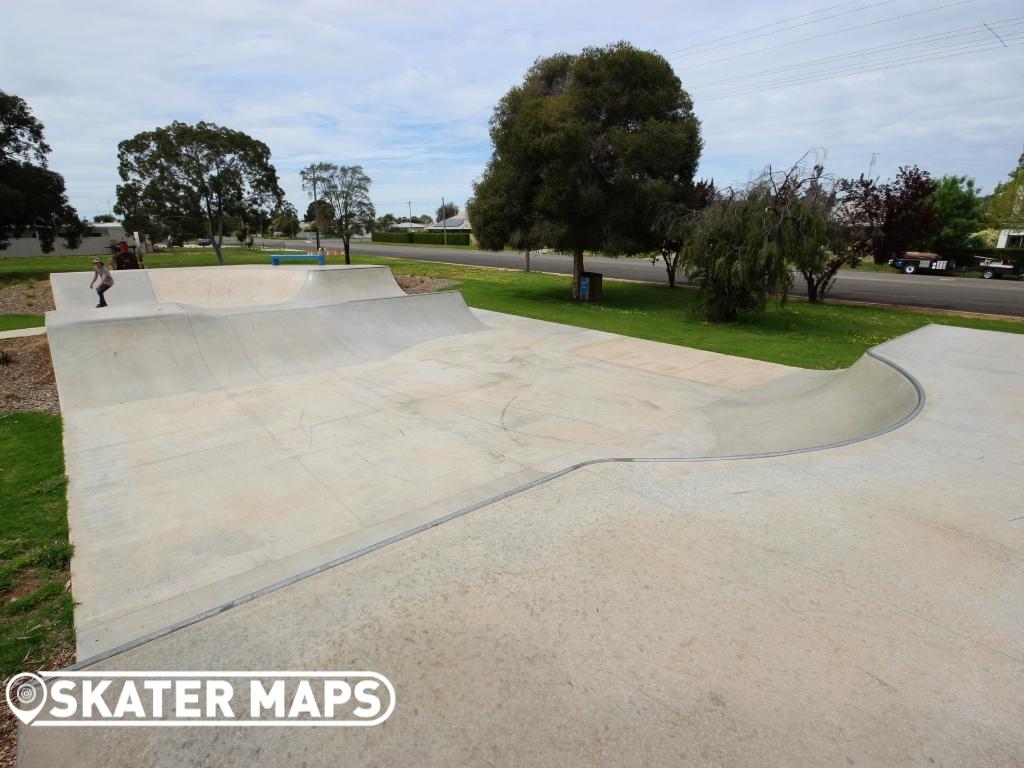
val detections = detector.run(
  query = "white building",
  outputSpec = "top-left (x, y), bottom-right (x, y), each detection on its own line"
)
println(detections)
top-left (1, 222), bottom-right (133, 257)
top-left (996, 229), bottom-right (1024, 249)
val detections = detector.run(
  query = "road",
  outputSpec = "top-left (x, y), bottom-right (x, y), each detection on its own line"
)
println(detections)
top-left (256, 238), bottom-right (1024, 318)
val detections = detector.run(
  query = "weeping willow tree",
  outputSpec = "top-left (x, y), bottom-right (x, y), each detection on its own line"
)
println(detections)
top-left (684, 154), bottom-right (846, 321)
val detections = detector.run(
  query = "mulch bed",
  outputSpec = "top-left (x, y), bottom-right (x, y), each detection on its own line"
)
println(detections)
top-left (395, 274), bottom-right (458, 294)
top-left (0, 280), bottom-right (54, 315)
top-left (0, 335), bottom-right (59, 414)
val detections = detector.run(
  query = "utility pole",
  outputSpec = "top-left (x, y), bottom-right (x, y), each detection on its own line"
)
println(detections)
top-left (441, 196), bottom-right (447, 246)
top-left (407, 201), bottom-right (413, 225)
top-left (313, 178), bottom-right (321, 250)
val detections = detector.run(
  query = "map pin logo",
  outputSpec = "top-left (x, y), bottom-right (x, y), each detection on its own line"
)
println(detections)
top-left (5, 673), bottom-right (48, 725)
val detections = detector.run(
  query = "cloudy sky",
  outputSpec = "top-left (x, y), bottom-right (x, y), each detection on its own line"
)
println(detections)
top-left (4, 0), bottom-right (1022, 220)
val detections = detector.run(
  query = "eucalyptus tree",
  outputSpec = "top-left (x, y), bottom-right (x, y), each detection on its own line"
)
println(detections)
top-left (116, 121), bottom-right (283, 264)
top-left (469, 42), bottom-right (702, 299)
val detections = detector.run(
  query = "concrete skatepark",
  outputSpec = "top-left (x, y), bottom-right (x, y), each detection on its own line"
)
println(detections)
top-left (19, 265), bottom-right (1024, 765)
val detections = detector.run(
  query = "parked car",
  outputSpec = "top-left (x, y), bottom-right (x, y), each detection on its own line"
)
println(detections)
top-left (888, 252), bottom-right (956, 275)
top-left (196, 236), bottom-right (212, 247)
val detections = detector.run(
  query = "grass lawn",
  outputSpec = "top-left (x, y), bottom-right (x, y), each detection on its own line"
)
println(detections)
top-left (3, 247), bottom-right (1023, 368)
top-left (0, 315), bottom-right (44, 332)
top-left (0, 412), bottom-right (74, 676)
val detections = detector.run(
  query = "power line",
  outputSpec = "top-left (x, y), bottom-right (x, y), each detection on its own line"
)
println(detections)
top-left (664, 0), bottom-right (898, 58)
top-left (692, 32), bottom-right (1024, 97)
top-left (669, 0), bottom-right (977, 69)
top-left (686, 17), bottom-right (1024, 90)
top-left (692, 38), bottom-right (1023, 101)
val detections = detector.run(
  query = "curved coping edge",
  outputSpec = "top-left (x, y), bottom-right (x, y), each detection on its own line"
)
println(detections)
top-left (64, 335), bottom-right (926, 672)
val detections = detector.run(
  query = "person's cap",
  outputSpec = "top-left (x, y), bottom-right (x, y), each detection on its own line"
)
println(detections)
top-left (93, 257), bottom-right (102, 262)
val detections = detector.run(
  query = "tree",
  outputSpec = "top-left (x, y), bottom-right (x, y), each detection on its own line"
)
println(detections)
top-left (93, 213), bottom-right (116, 223)
top-left (375, 213), bottom-right (397, 231)
top-left (272, 203), bottom-right (301, 238)
top-left (468, 160), bottom-right (539, 270)
top-left (682, 181), bottom-right (793, 322)
top-left (300, 163), bottom-right (335, 249)
top-left (986, 153), bottom-right (1024, 229)
top-left (468, 42), bottom-right (702, 298)
top-left (0, 90), bottom-right (88, 252)
top-left (116, 121), bottom-right (283, 264)
top-left (776, 162), bottom-right (849, 303)
top-left (838, 166), bottom-right (938, 264)
top-left (651, 178), bottom-right (716, 288)
top-left (303, 199), bottom-right (335, 225)
top-left (920, 176), bottom-right (981, 257)
top-left (318, 164), bottom-right (375, 264)
top-left (436, 202), bottom-right (459, 221)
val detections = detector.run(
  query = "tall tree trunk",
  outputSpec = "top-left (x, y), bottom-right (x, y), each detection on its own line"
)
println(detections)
top-left (665, 252), bottom-right (677, 288)
top-left (524, 250), bottom-right (531, 272)
top-left (208, 218), bottom-right (223, 266)
top-left (572, 250), bottom-right (584, 300)
top-left (343, 236), bottom-right (351, 265)
top-left (805, 275), bottom-right (819, 303)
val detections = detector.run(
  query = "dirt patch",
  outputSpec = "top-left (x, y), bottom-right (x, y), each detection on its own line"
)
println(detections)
top-left (0, 335), bottom-right (59, 414)
top-left (3, 569), bottom-right (45, 606)
top-left (395, 274), bottom-right (459, 294)
top-left (0, 281), bottom-right (54, 315)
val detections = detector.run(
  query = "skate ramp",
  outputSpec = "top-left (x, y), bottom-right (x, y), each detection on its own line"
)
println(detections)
top-left (44, 265), bottom-right (926, 659)
top-left (21, 324), bottom-right (1024, 768)
top-left (47, 291), bottom-right (483, 410)
top-left (704, 353), bottom-right (920, 455)
top-left (49, 263), bottom-right (405, 310)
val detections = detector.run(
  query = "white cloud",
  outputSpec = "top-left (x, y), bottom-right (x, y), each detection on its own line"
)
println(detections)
top-left (4, 0), bottom-right (1022, 217)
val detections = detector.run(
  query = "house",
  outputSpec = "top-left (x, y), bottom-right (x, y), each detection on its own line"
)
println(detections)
top-left (426, 215), bottom-right (472, 232)
top-left (996, 229), bottom-right (1024, 248)
top-left (392, 221), bottom-right (428, 231)
top-left (1, 221), bottom-right (134, 257)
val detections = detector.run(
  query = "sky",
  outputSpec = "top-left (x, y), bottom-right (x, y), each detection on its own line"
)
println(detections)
top-left (3, 0), bottom-right (1023, 221)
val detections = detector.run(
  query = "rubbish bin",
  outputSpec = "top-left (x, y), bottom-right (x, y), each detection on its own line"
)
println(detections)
top-left (579, 271), bottom-right (603, 301)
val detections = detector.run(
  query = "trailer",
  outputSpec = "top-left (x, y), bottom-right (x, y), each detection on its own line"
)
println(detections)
top-left (888, 252), bottom-right (956, 275)
top-left (975, 256), bottom-right (1023, 279)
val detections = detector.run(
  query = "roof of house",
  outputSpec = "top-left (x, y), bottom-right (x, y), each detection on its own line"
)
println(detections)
top-left (427, 215), bottom-right (472, 231)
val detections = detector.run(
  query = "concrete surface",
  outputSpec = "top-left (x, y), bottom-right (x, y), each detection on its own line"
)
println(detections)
top-left (21, 318), bottom-right (1024, 767)
top-left (48, 265), bottom-right (920, 660)
top-left (0, 326), bottom-right (45, 339)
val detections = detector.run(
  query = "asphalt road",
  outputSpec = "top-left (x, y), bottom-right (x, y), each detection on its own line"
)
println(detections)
top-left (257, 238), bottom-right (1024, 318)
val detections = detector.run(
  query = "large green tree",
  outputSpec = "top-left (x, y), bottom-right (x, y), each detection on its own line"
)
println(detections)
top-left (318, 164), bottom-right (375, 264)
top-left (468, 42), bottom-right (702, 298)
top-left (115, 121), bottom-right (284, 264)
top-left (919, 175), bottom-right (982, 257)
top-left (0, 91), bottom-right (88, 252)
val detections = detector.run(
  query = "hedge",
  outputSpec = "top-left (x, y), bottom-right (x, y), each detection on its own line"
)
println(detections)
top-left (371, 231), bottom-right (471, 246)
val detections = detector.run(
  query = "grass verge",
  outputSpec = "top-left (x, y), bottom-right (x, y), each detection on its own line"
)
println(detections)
top-left (3, 248), bottom-right (1023, 369)
top-left (0, 316), bottom-right (44, 333)
top-left (0, 412), bottom-right (74, 676)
